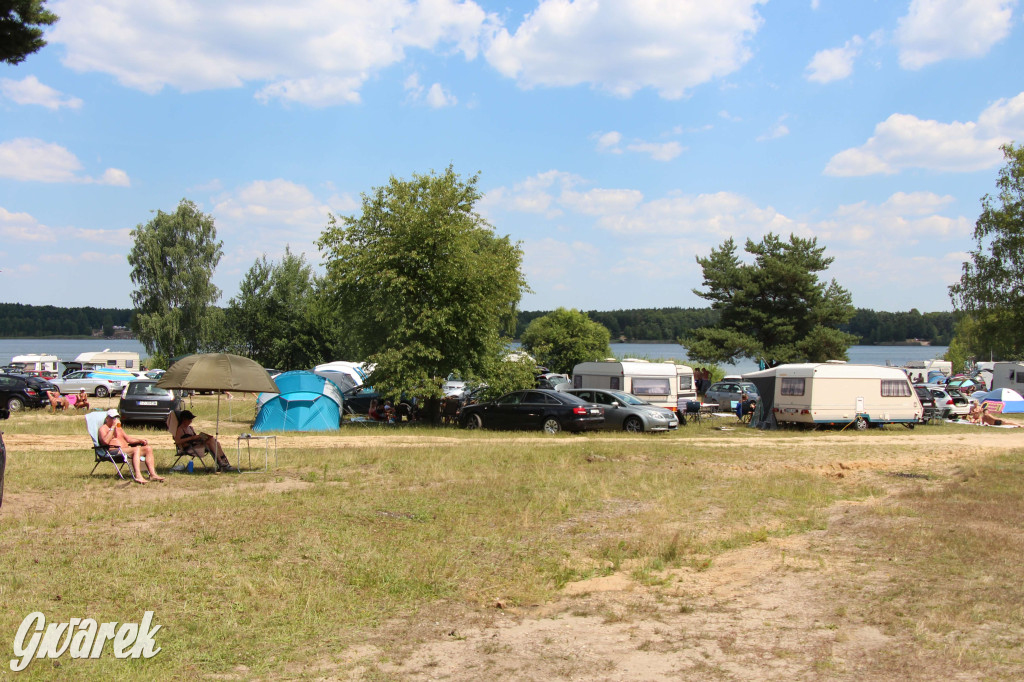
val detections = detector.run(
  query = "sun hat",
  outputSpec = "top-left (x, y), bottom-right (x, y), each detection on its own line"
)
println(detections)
top-left (106, 408), bottom-right (119, 418)
top-left (179, 410), bottom-right (196, 421)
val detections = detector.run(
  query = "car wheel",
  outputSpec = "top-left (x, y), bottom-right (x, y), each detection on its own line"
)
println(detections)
top-left (7, 397), bottom-right (24, 412)
top-left (94, 385), bottom-right (109, 398)
top-left (465, 413), bottom-right (482, 430)
top-left (543, 417), bottom-right (561, 434)
top-left (624, 416), bottom-right (643, 433)
top-left (854, 416), bottom-right (868, 431)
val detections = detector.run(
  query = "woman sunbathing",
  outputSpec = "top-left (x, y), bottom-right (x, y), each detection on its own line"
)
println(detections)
top-left (173, 410), bottom-right (238, 472)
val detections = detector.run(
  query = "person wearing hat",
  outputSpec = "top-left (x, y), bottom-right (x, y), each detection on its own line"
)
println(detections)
top-left (172, 410), bottom-right (237, 472)
top-left (98, 409), bottom-right (165, 484)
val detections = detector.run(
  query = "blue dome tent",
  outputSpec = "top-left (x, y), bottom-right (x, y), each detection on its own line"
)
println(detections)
top-left (253, 371), bottom-right (344, 432)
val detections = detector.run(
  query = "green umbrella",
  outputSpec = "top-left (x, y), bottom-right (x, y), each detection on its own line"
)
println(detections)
top-left (157, 353), bottom-right (279, 438)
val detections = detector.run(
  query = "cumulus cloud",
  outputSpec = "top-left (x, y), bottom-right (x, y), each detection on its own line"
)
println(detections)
top-left (805, 35), bottom-right (863, 83)
top-left (815, 192), bottom-right (972, 243)
top-left (405, 74), bottom-right (457, 107)
top-left (756, 117), bottom-right (790, 141)
top-left (49, 0), bottom-right (493, 107)
top-left (0, 138), bottom-right (129, 185)
top-left (593, 131), bottom-right (684, 160)
top-left (0, 76), bottom-right (83, 109)
top-left (824, 91), bottom-right (1024, 175)
top-left (485, 0), bottom-right (766, 99)
top-left (895, 0), bottom-right (1015, 70)
top-left (0, 206), bottom-right (57, 242)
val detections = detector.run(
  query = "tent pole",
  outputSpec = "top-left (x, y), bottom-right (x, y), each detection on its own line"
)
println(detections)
top-left (215, 393), bottom-right (221, 440)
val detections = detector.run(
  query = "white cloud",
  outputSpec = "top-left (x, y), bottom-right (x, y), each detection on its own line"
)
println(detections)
top-left (595, 131), bottom-right (623, 153)
top-left (805, 35), bottom-right (863, 83)
top-left (895, 0), bottom-right (1015, 70)
top-left (50, 0), bottom-right (493, 107)
top-left (0, 138), bottom-right (130, 185)
top-left (756, 119), bottom-right (790, 142)
top-left (593, 131), bottom-right (684, 160)
top-left (624, 140), bottom-right (684, 161)
top-left (0, 76), bottom-right (83, 109)
top-left (0, 206), bottom-right (57, 242)
top-left (824, 92), bottom-right (1024, 175)
top-left (485, 0), bottom-right (766, 99)
top-left (815, 192), bottom-right (972, 243)
top-left (426, 82), bottom-right (457, 108)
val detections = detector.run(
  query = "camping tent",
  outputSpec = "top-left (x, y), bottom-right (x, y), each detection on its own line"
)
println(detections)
top-left (253, 371), bottom-right (344, 432)
top-left (977, 387), bottom-right (1024, 413)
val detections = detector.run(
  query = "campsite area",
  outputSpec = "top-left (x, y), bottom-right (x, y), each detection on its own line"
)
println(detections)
top-left (2, 397), bottom-right (1023, 680)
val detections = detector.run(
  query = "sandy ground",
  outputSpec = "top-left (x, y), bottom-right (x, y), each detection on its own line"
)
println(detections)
top-left (4, 425), bottom-right (1024, 679)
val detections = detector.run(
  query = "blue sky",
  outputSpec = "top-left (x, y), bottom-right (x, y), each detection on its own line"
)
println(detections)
top-left (1, 0), bottom-right (1022, 314)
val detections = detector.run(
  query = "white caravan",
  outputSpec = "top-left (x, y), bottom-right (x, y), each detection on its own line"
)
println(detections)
top-left (572, 360), bottom-right (679, 411)
top-left (674, 364), bottom-right (697, 402)
top-left (75, 350), bottom-right (141, 370)
top-left (10, 354), bottom-right (61, 374)
top-left (743, 363), bottom-right (920, 429)
top-left (901, 359), bottom-right (952, 383)
top-left (991, 362), bottom-right (1024, 392)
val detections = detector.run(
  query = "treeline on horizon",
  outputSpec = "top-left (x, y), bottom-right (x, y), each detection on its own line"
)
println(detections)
top-left (0, 302), bottom-right (955, 346)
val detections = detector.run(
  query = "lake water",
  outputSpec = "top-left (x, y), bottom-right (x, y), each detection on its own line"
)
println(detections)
top-left (0, 338), bottom-right (949, 374)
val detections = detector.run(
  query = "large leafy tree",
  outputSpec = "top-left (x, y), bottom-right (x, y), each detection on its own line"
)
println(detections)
top-left (317, 167), bottom-right (529, 400)
top-left (520, 307), bottom-right (611, 374)
top-left (683, 233), bottom-right (856, 365)
top-left (128, 199), bottom-right (223, 364)
top-left (949, 143), bottom-right (1024, 359)
top-left (1, 0), bottom-right (57, 65)
top-left (227, 247), bottom-right (329, 371)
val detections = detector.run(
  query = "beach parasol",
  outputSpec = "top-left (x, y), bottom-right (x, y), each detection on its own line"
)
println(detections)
top-left (157, 353), bottom-right (279, 438)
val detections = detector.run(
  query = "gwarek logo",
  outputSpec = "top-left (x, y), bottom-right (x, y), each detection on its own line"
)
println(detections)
top-left (10, 611), bottom-right (161, 671)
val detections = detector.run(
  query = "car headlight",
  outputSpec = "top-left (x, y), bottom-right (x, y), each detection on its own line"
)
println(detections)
top-left (646, 410), bottom-right (666, 419)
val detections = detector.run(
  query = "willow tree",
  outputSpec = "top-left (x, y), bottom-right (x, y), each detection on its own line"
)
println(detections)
top-left (317, 167), bottom-right (528, 400)
top-left (128, 199), bottom-right (223, 364)
top-left (683, 233), bottom-right (856, 365)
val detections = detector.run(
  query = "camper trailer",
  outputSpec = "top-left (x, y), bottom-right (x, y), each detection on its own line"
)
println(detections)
top-left (991, 361), bottom-right (1024, 392)
top-left (10, 354), bottom-right (61, 376)
top-left (572, 360), bottom-right (678, 411)
top-left (743, 363), bottom-right (920, 429)
top-left (675, 364), bottom-right (697, 402)
top-left (74, 350), bottom-right (141, 370)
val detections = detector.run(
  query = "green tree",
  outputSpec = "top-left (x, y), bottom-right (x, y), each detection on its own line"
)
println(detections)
top-left (949, 143), bottom-right (1024, 358)
top-left (128, 199), bottom-right (224, 363)
top-left (520, 307), bottom-right (611, 374)
top-left (1, 0), bottom-right (57, 65)
top-left (227, 247), bottom-right (329, 370)
top-left (683, 233), bottom-right (856, 365)
top-left (317, 167), bottom-right (528, 402)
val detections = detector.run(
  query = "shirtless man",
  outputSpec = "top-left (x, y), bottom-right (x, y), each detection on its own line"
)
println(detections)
top-left (98, 409), bottom-right (165, 484)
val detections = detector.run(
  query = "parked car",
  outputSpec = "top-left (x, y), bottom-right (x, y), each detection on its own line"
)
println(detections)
top-left (921, 384), bottom-right (968, 418)
top-left (49, 371), bottom-right (125, 398)
top-left (704, 381), bottom-right (760, 408)
top-left (914, 384), bottom-right (952, 420)
top-left (0, 373), bottom-right (50, 411)
top-left (342, 385), bottom-right (380, 414)
top-left (117, 380), bottom-right (183, 425)
top-left (459, 389), bottom-right (604, 433)
top-left (536, 373), bottom-right (570, 391)
top-left (564, 388), bottom-right (678, 432)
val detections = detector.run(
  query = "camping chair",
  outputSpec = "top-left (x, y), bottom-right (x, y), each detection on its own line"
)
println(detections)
top-left (166, 410), bottom-right (211, 471)
top-left (85, 410), bottom-right (132, 479)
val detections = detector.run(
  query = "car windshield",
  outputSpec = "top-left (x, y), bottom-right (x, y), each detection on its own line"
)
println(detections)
top-left (610, 391), bottom-right (646, 406)
top-left (127, 382), bottom-right (171, 397)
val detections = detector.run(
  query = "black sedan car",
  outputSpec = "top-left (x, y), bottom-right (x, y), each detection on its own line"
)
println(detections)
top-left (0, 373), bottom-right (51, 411)
top-left (117, 380), bottom-right (183, 425)
top-left (459, 389), bottom-right (604, 433)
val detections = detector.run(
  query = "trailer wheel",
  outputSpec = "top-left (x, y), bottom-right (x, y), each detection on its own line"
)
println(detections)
top-left (854, 416), bottom-right (868, 431)
top-left (902, 422), bottom-right (916, 430)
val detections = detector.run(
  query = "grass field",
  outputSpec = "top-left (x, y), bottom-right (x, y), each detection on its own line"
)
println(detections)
top-left (1, 397), bottom-right (1022, 679)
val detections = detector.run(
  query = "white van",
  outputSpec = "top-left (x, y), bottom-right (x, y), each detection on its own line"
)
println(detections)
top-left (75, 350), bottom-right (141, 370)
top-left (572, 360), bottom-right (678, 411)
top-left (744, 363), bottom-right (920, 429)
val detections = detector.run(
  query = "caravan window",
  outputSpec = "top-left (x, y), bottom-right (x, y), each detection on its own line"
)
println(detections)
top-left (780, 378), bottom-right (805, 396)
top-left (678, 375), bottom-right (693, 390)
top-left (609, 377), bottom-right (620, 390)
top-left (631, 377), bottom-right (670, 396)
top-left (881, 379), bottom-right (912, 397)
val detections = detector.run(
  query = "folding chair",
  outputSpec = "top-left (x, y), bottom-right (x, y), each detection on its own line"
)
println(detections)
top-left (85, 411), bottom-right (132, 479)
top-left (684, 400), bottom-right (702, 424)
top-left (166, 410), bottom-right (210, 471)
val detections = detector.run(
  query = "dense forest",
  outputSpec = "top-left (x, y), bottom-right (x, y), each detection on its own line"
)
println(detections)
top-left (1, 303), bottom-right (956, 346)
top-left (0, 303), bottom-right (133, 338)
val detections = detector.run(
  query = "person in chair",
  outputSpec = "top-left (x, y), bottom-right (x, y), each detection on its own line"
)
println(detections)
top-left (172, 410), bottom-right (238, 472)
